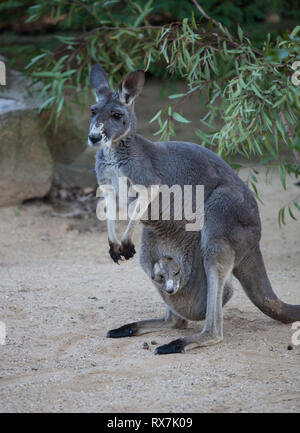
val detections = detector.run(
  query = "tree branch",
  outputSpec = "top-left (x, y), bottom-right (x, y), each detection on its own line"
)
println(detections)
top-left (280, 111), bottom-right (300, 164)
top-left (189, 0), bottom-right (219, 27)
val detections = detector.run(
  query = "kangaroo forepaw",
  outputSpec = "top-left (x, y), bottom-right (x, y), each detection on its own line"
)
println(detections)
top-left (108, 241), bottom-right (123, 264)
top-left (107, 324), bottom-right (135, 338)
top-left (154, 338), bottom-right (185, 355)
top-left (120, 241), bottom-right (136, 260)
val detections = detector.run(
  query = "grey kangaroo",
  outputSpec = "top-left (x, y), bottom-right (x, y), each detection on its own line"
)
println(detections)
top-left (89, 64), bottom-right (300, 355)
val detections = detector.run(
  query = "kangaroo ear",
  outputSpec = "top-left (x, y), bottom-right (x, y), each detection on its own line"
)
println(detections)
top-left (151, 262), bottom-right (160, 280)
top-left (119, 70), bottom-right (145, 105)
top-left (90, 64), bottom-right (110, 103)
top-left (151, 268), bottom-right (155, 280)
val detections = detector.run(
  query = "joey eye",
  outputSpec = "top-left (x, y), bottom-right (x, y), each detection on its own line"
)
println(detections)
top-left (111, 112), bottom-right (123, 120)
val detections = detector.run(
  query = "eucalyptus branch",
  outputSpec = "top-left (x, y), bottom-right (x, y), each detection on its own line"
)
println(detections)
top-left (189, 0), bottom-right (219, 27)
top-left (279, 111), bottom-right (300, 164)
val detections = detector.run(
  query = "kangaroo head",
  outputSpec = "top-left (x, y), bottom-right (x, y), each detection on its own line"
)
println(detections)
top-left (152, 257), bottom-right (182, 295)
top-left (88, 64), bottom-right (145, 148)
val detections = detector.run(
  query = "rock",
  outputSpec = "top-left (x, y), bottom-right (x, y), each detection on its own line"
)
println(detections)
top-left (0, 109), bottom-right (54, 206)
top-left (40, 111), bottom-right (87, 164)
top-left (0, 55), bottom-right (87, 166)
top-left (0, 59), bottom-right (54, 206)
top-left (53, 147), bottom-right (97, 188)
top-left (0, 56), bottom-right (38, 111)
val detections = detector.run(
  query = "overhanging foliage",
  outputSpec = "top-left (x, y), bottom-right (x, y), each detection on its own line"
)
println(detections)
top-left (16, 1), bottom-right (300, 224)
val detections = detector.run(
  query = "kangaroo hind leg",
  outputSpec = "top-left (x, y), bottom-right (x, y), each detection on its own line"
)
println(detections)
top-left (155, 240), bottom-right (235, 354)
top-left (107, 307), bottom-right (187, 338)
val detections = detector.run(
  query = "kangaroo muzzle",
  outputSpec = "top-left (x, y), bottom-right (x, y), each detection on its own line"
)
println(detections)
top-left (89, 134), bottom-right (102, 145)
top-left (165, 279), bottom-right (180, 295)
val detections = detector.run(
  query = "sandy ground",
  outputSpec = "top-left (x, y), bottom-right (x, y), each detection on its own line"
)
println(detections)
top-left (0, 167), bottom-right (299, 413)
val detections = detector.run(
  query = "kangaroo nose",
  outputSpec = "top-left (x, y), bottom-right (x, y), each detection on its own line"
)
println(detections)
top-left (89, 134), bottom-right (102, 145)
top-left (166, 280), bottom-right (174, 294)
top-left (166, 287), bottom-right (174, 294)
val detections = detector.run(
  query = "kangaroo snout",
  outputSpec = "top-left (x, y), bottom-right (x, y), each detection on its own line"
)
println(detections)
top-left (166, 280), bottom-right (174, 293)
top-left (89, 134), bottom-right (102, 146)
top-left (165, 280), bottom-right (180, 295)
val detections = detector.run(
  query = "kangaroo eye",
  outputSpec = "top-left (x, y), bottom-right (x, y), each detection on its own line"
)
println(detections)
top-left (90, 107), bottom-right (97, 116)
top-left (111, 112), bottom-right (123, 120)
top-left (173, 271), bottom-right (180, 276)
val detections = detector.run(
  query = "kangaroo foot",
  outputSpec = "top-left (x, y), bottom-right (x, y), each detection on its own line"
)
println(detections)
top-left (107, 324), bottom-right (135, 338)
top-left (154, 332), bottom-right (223, 355)
top-left (108, 241), bottom-right (123, 264)
top-left (154, 338), bottom-right (185, 355)
top-left (121, 241), bottom-right (136, 260)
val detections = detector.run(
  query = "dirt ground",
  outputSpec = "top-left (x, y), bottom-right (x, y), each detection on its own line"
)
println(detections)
top-left (0, 166), bottom-right (299, 413)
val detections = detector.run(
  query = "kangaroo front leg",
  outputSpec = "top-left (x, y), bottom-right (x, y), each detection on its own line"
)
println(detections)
top-left (107, 307), bottom-right (187, 338)
top-left (97, 185), bottom-right (123, 264)
top-left (120, 185), bottom-right (160, 261)
top-left (107, 219), bottom-right (123, 264)
top-left (155, 242), bottom-right (235, 355)
top-left (119, 199), bottom-right (139, 260)
top-left (105, 191), bottom-right (123, 264)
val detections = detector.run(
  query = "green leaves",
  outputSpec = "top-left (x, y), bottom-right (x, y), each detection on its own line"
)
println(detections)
top-left (278, 206), bottom-right (286, 227)
top-left (289, 26), bottom-right (300, 40)
top-left (133, 0), bottom-right (153, 27)
top-left (292, 136), bottom-right (300, 152)
top-left (168, 93), bottom-right (186, 99)
top-left (265, 48), bottom-right (289, 63)
top-left (278, 162), bottom-right (287, 190)
top-left (237, 25), bottom-right (243, 42)
top-left (22, 12), bottom-right (300, 226)
top-left (149, 109), bottom-right (162, 124)
top-left (278, 201), bottom-right (300, 227)
top-left (172, 112), bottom-right (191, 123)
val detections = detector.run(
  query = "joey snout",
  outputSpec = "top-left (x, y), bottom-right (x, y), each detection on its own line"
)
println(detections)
top-left (165, 279), bottom-right (180, 295)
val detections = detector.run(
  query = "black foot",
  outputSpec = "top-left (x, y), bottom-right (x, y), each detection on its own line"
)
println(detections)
top-left (154, 338), bottom-right (185, 355)
top-left (121, 242), bottom-right (136, 260)
top-left (108, 241), bottom-right (123, 264)
top-left (107, 324), bottom-right (135, 338)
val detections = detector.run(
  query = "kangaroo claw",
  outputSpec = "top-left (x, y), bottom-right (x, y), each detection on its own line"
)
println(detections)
top-left (120, 241), bottom-right (136, 260)
top-left (108, 241), bottom-right (123, 264)
top-left (107, 324), bottom-right (134, 338)
top-left (154, 339), bottom-right (185, 355)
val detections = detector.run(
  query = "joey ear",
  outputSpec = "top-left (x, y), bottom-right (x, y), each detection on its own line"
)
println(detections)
top-left (119, 70), bottom-right (145, 105)
top-left (151, 268), bottom-right (155, 280)
top-left (151, 262), bottom-right (160, 280)
top-left (90, 64), bottom-right (110, 103)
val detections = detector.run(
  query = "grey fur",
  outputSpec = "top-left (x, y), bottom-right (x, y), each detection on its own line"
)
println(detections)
top-left (90, 64), bottom-right (300, 354)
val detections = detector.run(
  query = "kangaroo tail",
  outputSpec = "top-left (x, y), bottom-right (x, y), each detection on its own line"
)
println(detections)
top-left (233, 245), bottom-right (300, 324)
